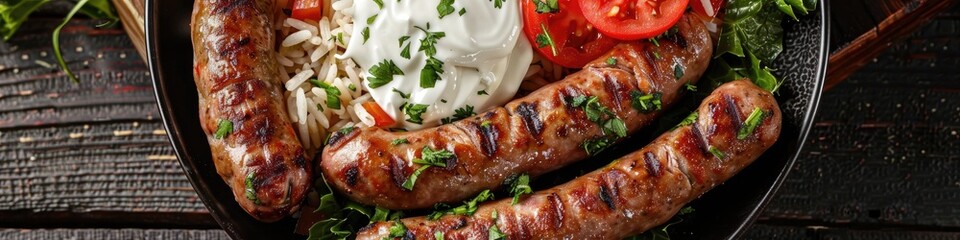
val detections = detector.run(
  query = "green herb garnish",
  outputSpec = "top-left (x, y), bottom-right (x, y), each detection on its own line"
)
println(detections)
top-left (508, 173), bottom-right (532, 205)
top-left (428, 189), bottom-right (494, 220)
top-left (441, 105), bottom-right (476, 124)
top-left (533, 0), bottom-right (559, 13)
top-left (535, 23), bottom-right (558, 56)
top-left (309, 79), bottom-right (343, 110)
top-left (392, 88), bottom-right (410, 99)
top-left (391, 138), bottom-right (409, 145)
top-left (386, 220), bottom-right (407, 239)
top-left (244, 171), bottom-right (260, 205)
top-left (420, 57), bottom-right (445, 88)
top-left (709, 146), bottom-right (725, 160)
top-left (403, 103), bottom-right (430, 124)
top-left (629, 90), bottom-right (662, 113)
top-left (438, 0), bottom-right (456, 19)
top-left (737, 107), bottom-right (766, 139)
top-left (215, 119), bottom-right (233, 139)
top-left (367, 59), bottom-right (404, 89)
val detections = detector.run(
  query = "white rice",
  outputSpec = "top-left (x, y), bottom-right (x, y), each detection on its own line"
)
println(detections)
top-left (275, 0), bottom-right (566, 155)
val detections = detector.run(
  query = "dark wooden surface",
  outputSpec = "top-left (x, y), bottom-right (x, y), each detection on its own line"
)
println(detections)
top-left (1, 3), bottom-right (958, 240)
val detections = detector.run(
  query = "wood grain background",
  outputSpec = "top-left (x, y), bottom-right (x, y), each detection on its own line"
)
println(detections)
top-left (0, 1), bottom-right (957, 239)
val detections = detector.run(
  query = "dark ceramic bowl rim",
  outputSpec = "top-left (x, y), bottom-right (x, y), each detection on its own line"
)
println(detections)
top-left (146, 1), bottom-right (829, 239)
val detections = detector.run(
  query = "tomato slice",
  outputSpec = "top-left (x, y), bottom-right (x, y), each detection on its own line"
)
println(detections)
top-left (522, 0), bottom-right (618, 68)
top-left (291, 0), bottom-right (323, 21)
top-left (691, 0), bottom-right (724, 18)
top-left (579, 0), bottom-right (690, 40)
top-left (362, 102), bottom-right (396, 127)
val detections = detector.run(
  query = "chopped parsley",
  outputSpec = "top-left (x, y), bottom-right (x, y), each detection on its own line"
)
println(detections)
top-left (348, 83), bottom-right (357, 92)
top-left (629, 90), bottom-right (662, 113)
top-left (672, 112), bottom-right (698, 131)
top-left (244, 171), bottom-right (261, 205)
top-left (391, 138), bottom-right (409, 145)
top-left (507, 173), bottom-right (532, 205)
top-left (366, 14), bottom-right (378, 24)
top-left (603, 118), bottom-right (628, 138)
top-left (437, 0), bottom-right (456, 19)
top-left (401, 165), bottom-right (431, 190)
top-left (309, 79), bottom-right (343, 110)
top-left (367, 59), bottom-right (404, 89)
top-left (582, 137), bottom-right (613, 156)
top-left (372, 0), bottom-right (384, 9)
top-left (415, 26), bottom-right (446, 57)
top-left (420, 57), bottom-right (445, 88)
top-left (606, 57), bottom-right (617, 66)
top-left (214, 119), bottom-right (233, 139)
top-left (533, 0), bottom-right (559, 13)
top-left (489, 223), bottom-right (506, 240)
top-left (441, 105), bottom-right (476, 124)
top-left (737, 107), bottom-right (766, 139)
top-left (387, 220), bottom-right (407, 239)
top-left (392, 88), bottom-right (410, 99)
top-left (361, 27), bottom-right (370, 43)
top-left (427, 189), bottom-right (494, 220)
top-left (535, 23), bottom-right (558, 56)
top-left (435, 231), bottom-right (445, 240)
top-left (412, 146), bottom-right (456, 167)
top-left (684, 83), bottom-right (698, 91)
top-left (709, 146), bottom-right (725, 160)
top-left (459, 8), bottom-right (467, 16)
top-left (481, 120), bottom-right (492, 128)
top-left (478, 90), bottom-right (489, 95)
top-left (673, 62), bottom-right (685, 80)
top-left (491, 0), bottom-right (504, 8)
top-left (402, 147), bottom-right (455, 190)
top-left (400, 43), bottom-right (412, 59)
top-left (403, 103), bottom-right (429, 124)
top-left (398, 36), bottom-right (410, 47)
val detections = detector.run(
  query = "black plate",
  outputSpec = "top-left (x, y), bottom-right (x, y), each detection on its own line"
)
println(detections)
top-left (146, 1), bottom-right (828, 239)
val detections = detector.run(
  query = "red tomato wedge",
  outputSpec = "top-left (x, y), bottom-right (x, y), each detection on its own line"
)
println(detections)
top-left (579, 0), bottom-right (690, 40)
top-left (522, 0), bottom-right (618, 68)
top-left (362, 102), bottom-right (395, 127)
top-left (291, 0), bottom-right (323, 21)
top-left (691, 0), bottom-right (724, 17)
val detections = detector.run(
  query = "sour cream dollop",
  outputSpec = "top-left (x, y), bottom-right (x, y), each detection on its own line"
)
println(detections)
top-left (341, 0), bottom-right (532, 130)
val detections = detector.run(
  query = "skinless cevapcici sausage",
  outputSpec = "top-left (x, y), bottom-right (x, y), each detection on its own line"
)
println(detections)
top-left (355, 80), bottom-right (782, 239)
top-left (191, 0), bottom-right (311, 222)
top-left (320, 14), bottom-right (713, 210)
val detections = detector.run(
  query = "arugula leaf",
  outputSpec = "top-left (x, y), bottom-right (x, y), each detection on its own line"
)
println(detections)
top-left (387, 220), bottom-right (408, 239)
top-left (582, 137), bottom-right (613, 156)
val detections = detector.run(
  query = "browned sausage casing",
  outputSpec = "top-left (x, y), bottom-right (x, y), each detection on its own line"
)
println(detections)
top-left (321, 15), bottom-right (713, 210)
top-left (356, 80), bottom-right (782, 239)
top-left (191, 0), bottom-right (311, 222)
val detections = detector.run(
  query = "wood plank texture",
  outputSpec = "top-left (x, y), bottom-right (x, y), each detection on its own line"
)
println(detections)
top-left (0, 2), bottom-right (957, 240)
top-left (0, 228), bottom-right (227, 240)
top-left (0, 19), bottom-right (208, 225)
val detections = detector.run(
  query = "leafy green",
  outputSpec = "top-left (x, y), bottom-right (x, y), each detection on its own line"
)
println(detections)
top-left (533, 0), bottom-right (559, 13)
top-left (420, 57), bottom-right (444, 88)
top-left (244, 171), bottom-right (260, 205)
top-left (507, 173), bottom-right (532, 204)
top-left (630, 90), bottom-right (663, 113)
top-left (441, 105), bottom-right (476, 124)
top-left (309, 79), bottom-right (343, 110)
top-left (535, 23), bottom-right (557, 56)
top-left (367, 59), bottom-right (404, 89)
top-left (737, 107), bottom-right (766, 139)
top-left (402, 103), bottom-right (429, 124)
top-left (391, 138), bottom-right (409, 145)
top-left (307, 172), bottom-right (400, 240)
top-left (427, 189), bottom-right (494, 220)
top-left (401, 165), bottom-right (431, 190)
top-left (413, 146), bottom-right (456, 167)
top-left (214, 119), bottom-right (233, 139)
top-left (437, 0), bottom-right (456, 19)
top-left (386, 220), bottom-right (408, 239)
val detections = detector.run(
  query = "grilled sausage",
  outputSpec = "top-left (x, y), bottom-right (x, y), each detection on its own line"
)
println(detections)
top-left (191, 0), bottom-right (311, 222)
top-left (320, 14), bottom-right (713, 210)
top-left (355, 80), bottom-right (782, 239)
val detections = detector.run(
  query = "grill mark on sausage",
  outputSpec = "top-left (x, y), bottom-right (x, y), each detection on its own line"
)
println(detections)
top-left (723, 94), bottom-right (744, 130)
top-left (644, 151), bottom-right (661, 177)
top-left (664, 30), bottom-right (688, 49)
top-left (599, 71), bottom-right (625, 110)
top-left (389, 155), bottom-right (409, 190)
top-left (219, 37), bottom-right (251, 57)
top-left (326, 127), bottom-right (357, 146)
top-left (690, 122), bottom-right (710, 154)
top-left (546, 193), bottom-right (565, 230)
top-left (640, 46), bottom-right (665, 84)
top-left (474, 120), bottom-right (500, 157)
top-left (344, 163), bottom-right (359, 186)
top-left (598, 183), bottom-right (616, 210)
top-left (515, 102), bottom-right (544, 139)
